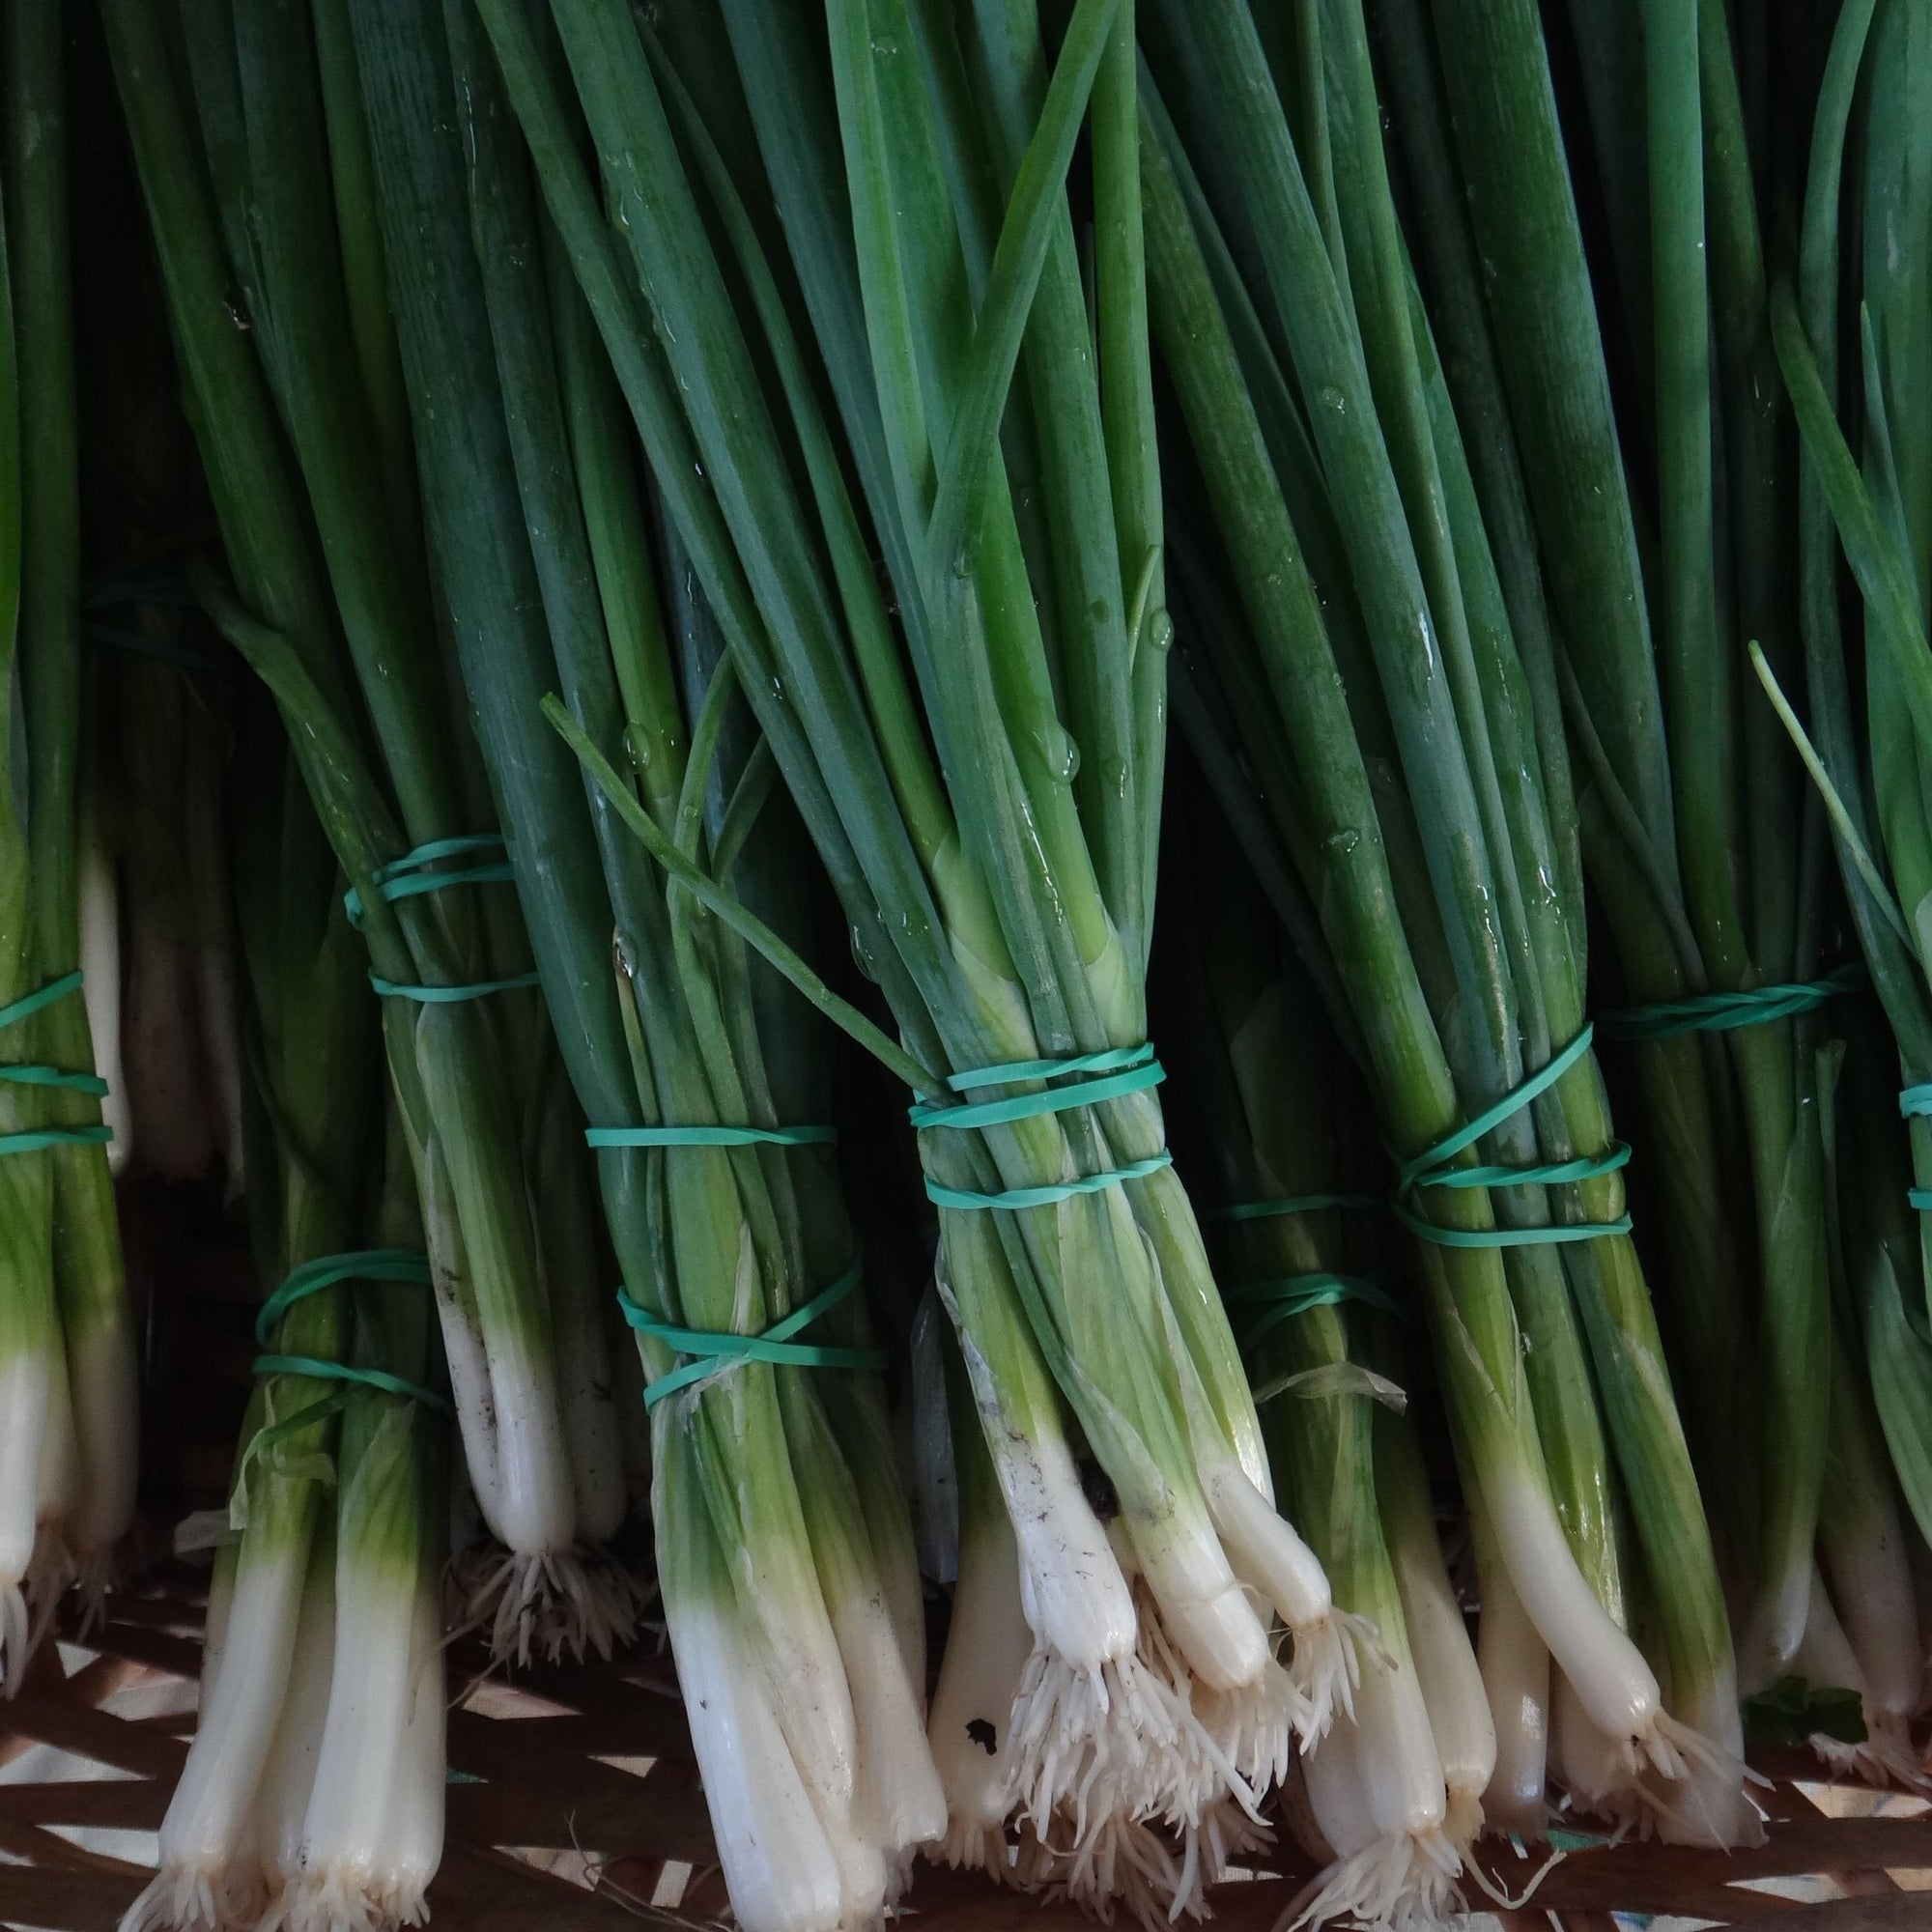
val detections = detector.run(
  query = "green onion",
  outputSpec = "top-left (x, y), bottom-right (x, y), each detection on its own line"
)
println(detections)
top-left (474, 0), bottom-right (1370, 1905)
top-left (101, 0), bottom-right (639, 1661)
top-left (0, 0), bottom-right (137, 1687)
top-left (1163, 790), bottom-right (1478, 1920)
top-left (298, 4), bottom-right (955, 1918)
top-left (1453, 0), bottom-right (1832, 1700)
top-left (1142, 0), bottom-right (1750, 1844)
top-left (1735, 0), bottom-right (1932, 1775)
top-left (128, 722), bottom-right (448, 1932)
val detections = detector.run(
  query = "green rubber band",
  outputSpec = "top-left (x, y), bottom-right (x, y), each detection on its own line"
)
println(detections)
top-left (0, 972), bottom-right (111, 1121)
top-left (923, 1151), bottom-right (1175, 1212)
top-left (1392, 1197), bottom-right (1633, 1249)
top-left (252, 1354), bottom-right (453, 1414)
top-left (1599, 961), bottom-right (1865, 1041)
top-left (1407, 1144), bottom-right (1633, 1193)
top-left (910, 1043), bottom-right (1173, 1209)
top-left (910, 1042), bottom-right (1165, 1131)
top-left (356, 837), bottom-right (534, 1001)
top-left (585, 1122), bottom-right (836, 1150)
top-left (250, 1249), bottom-right (448, 1413)
top-left (0, 1065), bottom-right (107, 1096)
top-left (0, 970), bottom-right (85, 1032)
top-left (343, 835), bottom-right (518, 927)
top-left (0, 1124), bottom-right (113, 1157)
top-left (616, 1261), bottom-right (884, 1408)
top-left (1225, 1271), bottom-right (1403, 1350)
top-left (1394, 1025), bottom-right (1632, 1248)
top-left (938, 1042), bottom-right (1157, 1092)
top-left (254, 1248), bottom-right (436, 1347)
top-left (369, 970), bottom-right (540, 1003)
top-left (1207, 1192), bottom-right (1383, 1224)
top-left (1896, 1090), bottom-right (1932, 1212)
top-left (1397, 1025), bottom-right (1596, 1182)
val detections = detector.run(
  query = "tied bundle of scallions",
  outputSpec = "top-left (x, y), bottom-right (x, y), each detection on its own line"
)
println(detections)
top-left (1142, 0), bottom-right (1754, 1847)
top-left (102, 0), bottom-right (641, 1662)
top-left (0, 0), bottom-right (139, 1691)
top-left (469, 0), bottom-right (1370, 1908)
top-left (1390, 0), bottom-right (1890, 1768)
top-left (1764, 0), bottom-right (1932, 1767)
top-left (126, 718), bottom-right (449, 1932)
top-left (1161, 788), bottom-right (1494, 1924)
top-left (293, 6), bottom-right (944, 1922)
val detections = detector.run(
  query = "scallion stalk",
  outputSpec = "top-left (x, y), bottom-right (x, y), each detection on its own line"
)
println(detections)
top-left (1141, 0), bottom-right (1750, 1840)
top-left (0, 0), bottom-right (137, 1683)
top-left (101, 0), bottom-right (639, 1659)
top-left (472, 0), bottom-right (1366, 1903)
top-left (128, 721), bottom-right (450, 1932)
top-left (1162, 796), bottom-right (1476, 1919)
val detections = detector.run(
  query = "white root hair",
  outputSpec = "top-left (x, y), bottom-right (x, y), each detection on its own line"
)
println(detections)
top-left (118, 1859), bottom-right (268, 1932)
top-left (448, 1543), bottom-right (646, 1665)
top-left (255, 1867), bottom-right (430, 1932)
top-left (1807, 1712), bottom-right (1932, 1794)
top-left (1287, 1826), bottom-right (1465, 1932)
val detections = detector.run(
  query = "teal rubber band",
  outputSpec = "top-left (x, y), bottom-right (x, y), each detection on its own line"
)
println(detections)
top-left (251, 1249), bottom-right (447, 1413)
top-left (1207, 1192), bottom-right (1383, 1224)
top-left (1396, 1025), bottom-right (1597, 1186)
top-left (939, 1041), bottom-right (1158, 1091)
top-left (0, 971), bottom-right (110, 1112)
top-left (911, 1058), bottom-right (1165, 1131)
top-left (344, 834), bottom-right (518, 927)
top-left (616, 1261), bottom-right (884, 1409)
top-left (0, 1123), bottom-right (113, 1157)
top-left (1897, 1090), bottom-right (1932, 1212)
top-left (585, 1122), bottom-right (836, 1150)
top-left (369, 970), bottom-right (540, 1003)
top-left (1409, 1143), bottom-right (1632, 1193)
top-left (1599, 961), bottom-right (1865, 1040)
top-left (1395, 1025), bottom-right (1632, 1248)
top-left (1391, 1197), bottom-right (1633, 1249)
top-left (255, 1248), bottom-right (436, 1348)
top-left (252, 1353), bottom-right (453, 1415)
top-left (923, 1150), bottom-right (1175, 1212)
top-left (0, 1065), bottom-right (107, 1096)
top-left (0, 970), bottom-right (85, 1032)
top-left (910, 1043), bottom-right (1173, 1209)
top-left (911, 1042), bottom-right (1165, 1132)
top-left (1226, 1271), bottom-right (1403, 1350)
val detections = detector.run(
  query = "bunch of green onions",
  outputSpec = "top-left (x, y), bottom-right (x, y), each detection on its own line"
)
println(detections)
top-left (469, 0), bottom-right (1373, 1911)
top-left (1142, 0), bottom-right (1753, 1853)
top-left (1389, 0), bottom-right (1904, 1775)
top-left (289, 5), bottom-right (947, 1924)
top-left (61, 4), bottom-right (1932, 1931)
top-left (128, 717), bottom-right (449, 1932)
top-left (103, 0), bottom-right (640, 1662)
top-left (1161, 789), bottom-right (1495, 1923)
top-left (0, 0), bottom-right (139, 1691)
top-left (1763, 0), bottom-right (1932, 1765)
